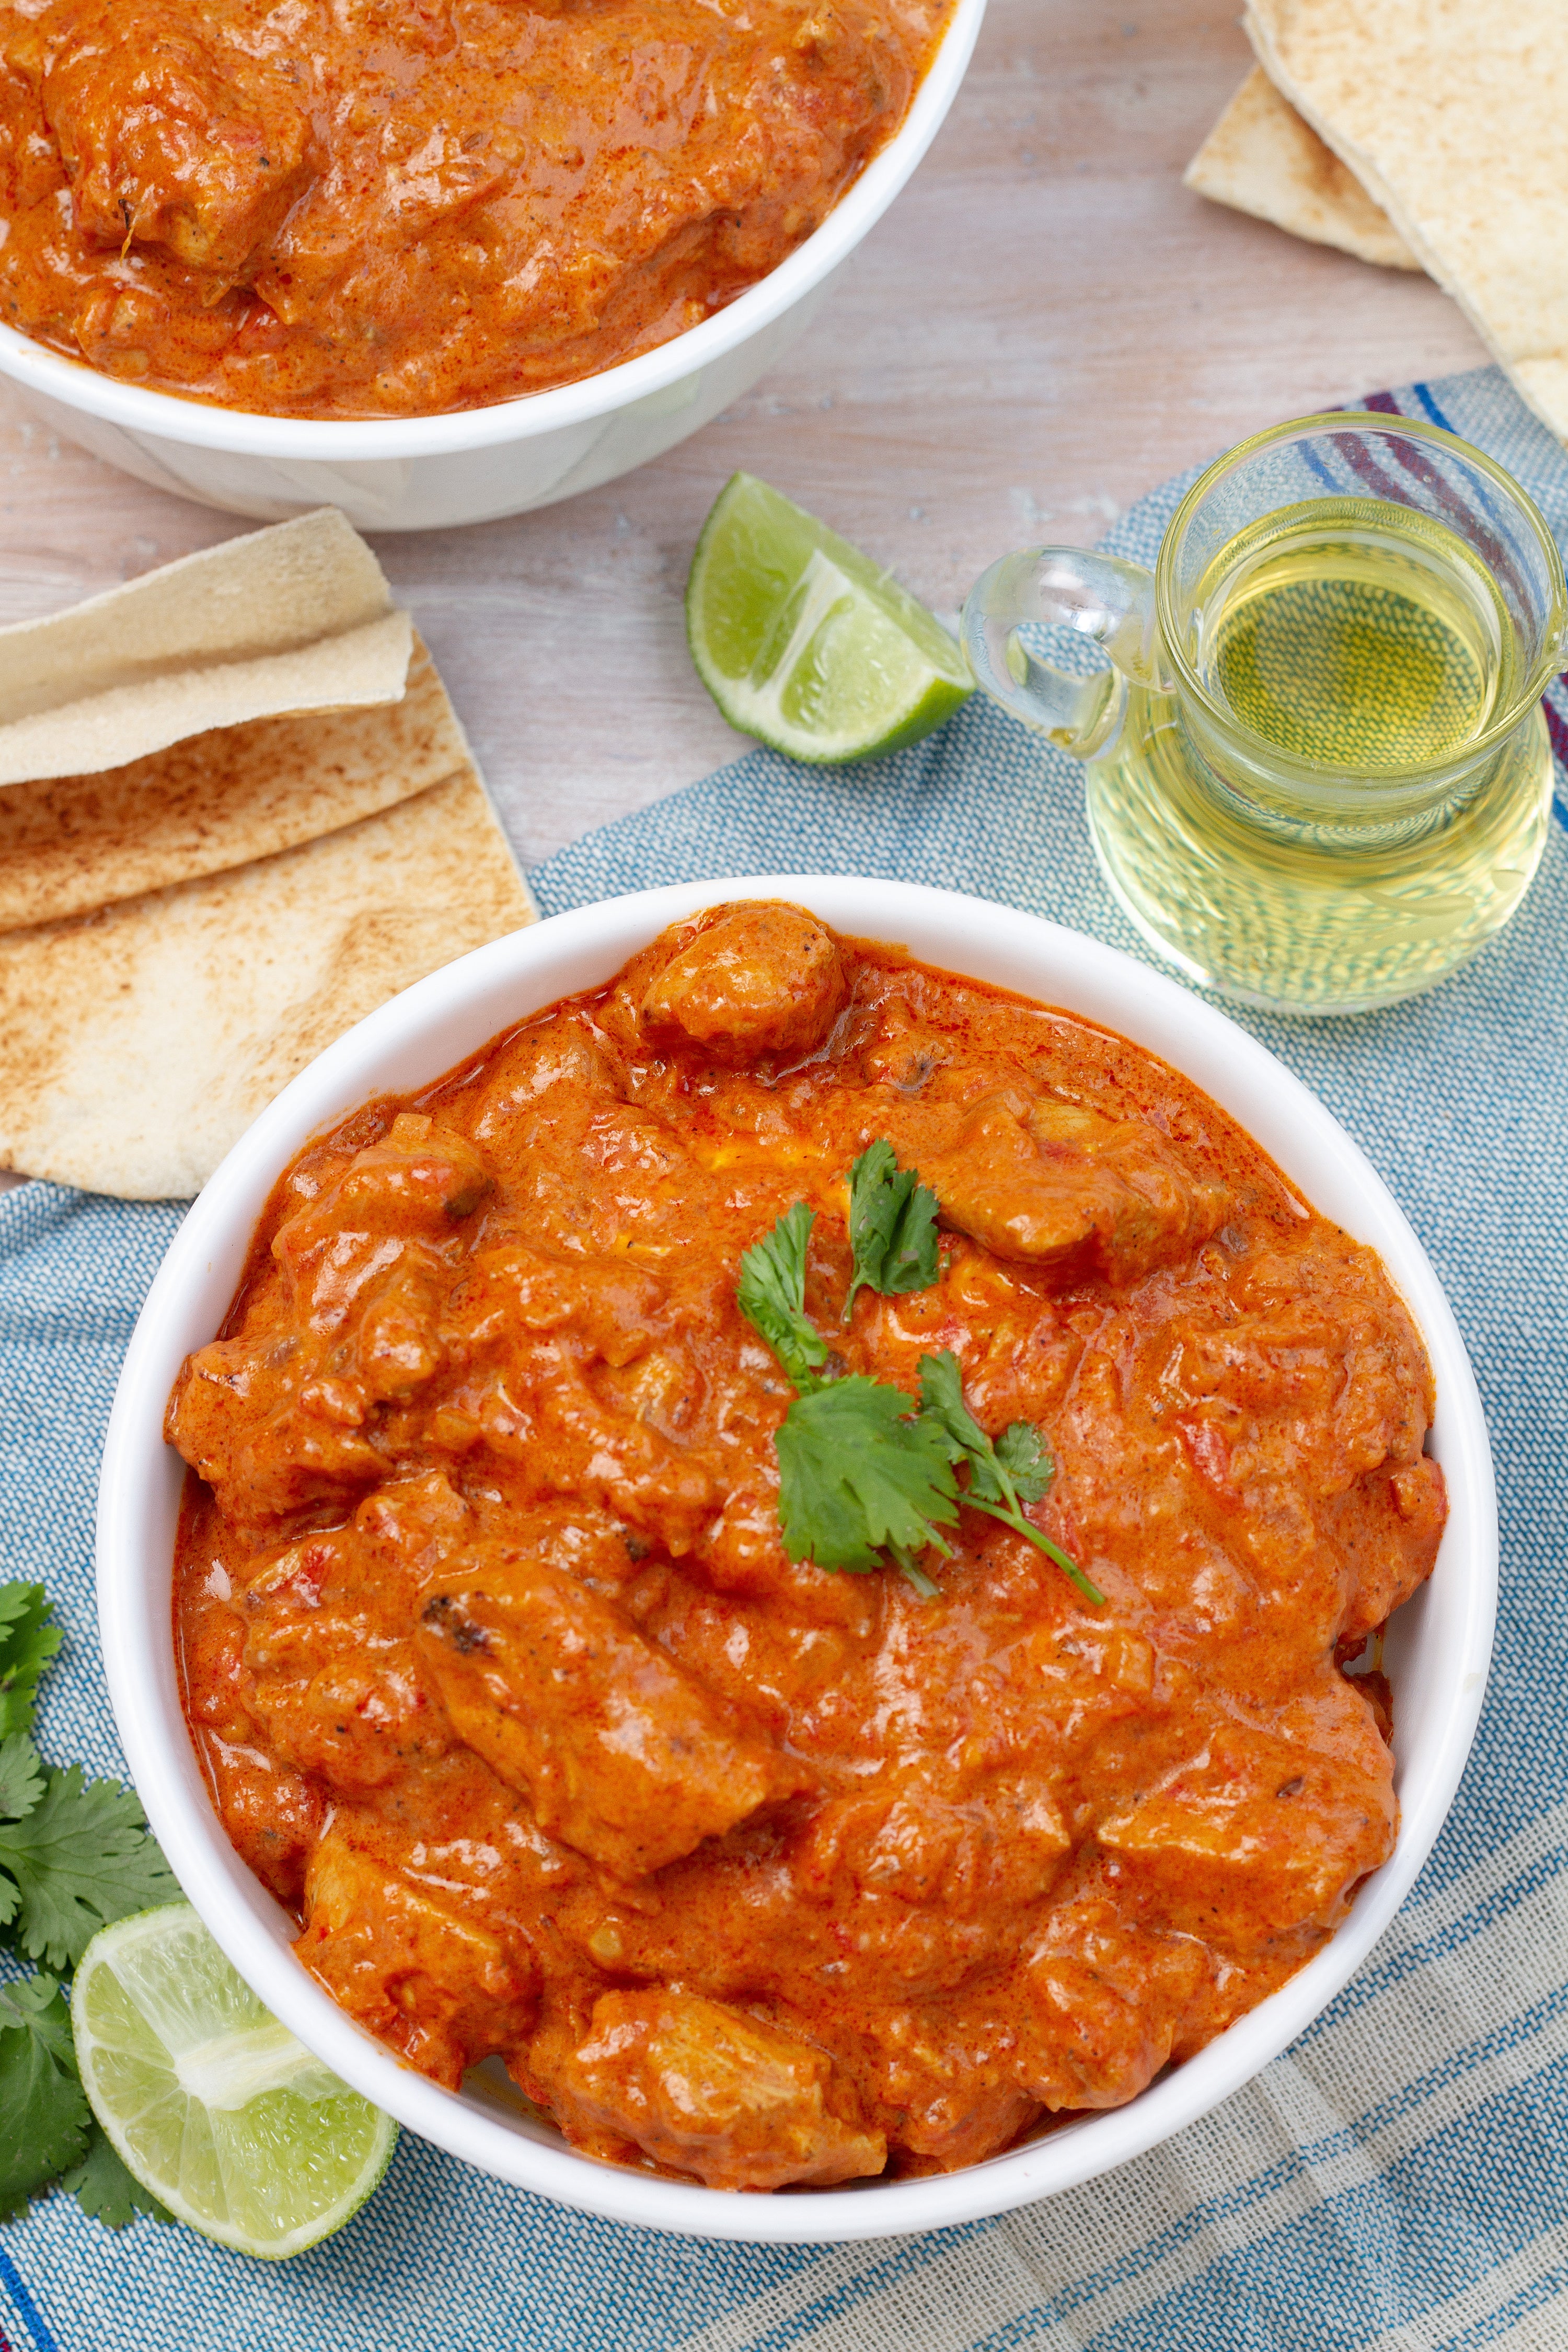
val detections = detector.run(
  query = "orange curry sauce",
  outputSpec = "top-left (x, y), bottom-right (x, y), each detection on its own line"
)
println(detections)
top-left (0, 0), bottom-right (950, 417)
top-left (169, 904), bottom-right (1446, 2190)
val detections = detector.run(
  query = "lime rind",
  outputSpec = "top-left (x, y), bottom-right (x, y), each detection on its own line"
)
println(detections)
top-left (72, 1903), bottom-right (397, 2259)
top-left (687, 472), bottom-right (972, 765)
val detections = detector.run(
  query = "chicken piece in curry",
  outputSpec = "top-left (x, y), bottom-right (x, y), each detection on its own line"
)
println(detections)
top-left (169, 902), bottom-right (1446, 2190)
top-left (0, 0), bottom-right (950, 417)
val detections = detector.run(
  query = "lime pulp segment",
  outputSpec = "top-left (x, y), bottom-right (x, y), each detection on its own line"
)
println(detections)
top-left (687, 472), bottom-right (972, 764)
top-left (71, 1903), bottom-right (397, 2259)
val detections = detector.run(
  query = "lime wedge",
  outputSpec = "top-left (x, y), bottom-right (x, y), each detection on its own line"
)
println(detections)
top-left (687, 472), bottom-right (972, 763)
top-left (72, 1904), bottom-right (396, 2259)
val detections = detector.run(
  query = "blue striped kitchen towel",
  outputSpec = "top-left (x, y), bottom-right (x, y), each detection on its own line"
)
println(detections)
top-left (3, 359), bottom-right (1567, 2352)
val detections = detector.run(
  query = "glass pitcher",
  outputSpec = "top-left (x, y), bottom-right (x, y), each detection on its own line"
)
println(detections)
top-left (960, 412), bottom-right (1567, 1014)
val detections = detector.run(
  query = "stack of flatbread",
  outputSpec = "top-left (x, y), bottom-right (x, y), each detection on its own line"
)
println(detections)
top-left (0, 510), bottom-right (536, 1199)
top-left (1185, 2), bottom-right (1568, 445)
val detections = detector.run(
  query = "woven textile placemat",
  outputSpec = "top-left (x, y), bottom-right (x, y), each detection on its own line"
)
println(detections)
top-left (3, 362), bottom-right (1566, 2352)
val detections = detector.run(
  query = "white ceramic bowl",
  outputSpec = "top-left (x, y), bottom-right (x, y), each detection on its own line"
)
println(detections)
top-left (0, 3), bottom-right (985, 532)
top-left (97, 877), bottom-right (1497, 2246)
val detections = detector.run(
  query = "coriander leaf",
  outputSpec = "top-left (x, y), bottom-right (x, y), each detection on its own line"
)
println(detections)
top-left (776, 1375), bottom-right (958, 1574)
top-left (0, 1582), bottom-right (62, 1740)
top-left (917, 1348), bottom-right (999, 1484)
top-left (0, 1974), bottom-right (90, 2221)
top-left (0, 1732), bottom-right (45, 1824)
top-left (918, 1348), bottom-right (1055, 1516)
top-left (0, 1766), bottom-right (179, 1971)
top-left (62, 2124), bottom-right (174, 2231)
top-left (738, 1202), bottom-right (829, 1391)
top-left (995, 1419), bottom-right (1054, 1507)
top-left (917, 1349), bottom-right (1103, 1606)
top-left (0, 1731), bottom-right (44, 1936)
top-left (842, 1140), bottom-right (940, 1320)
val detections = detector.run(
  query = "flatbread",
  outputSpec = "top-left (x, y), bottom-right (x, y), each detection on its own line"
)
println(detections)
top-left (0, 508), bottom-right (409, 786)
top-left (0, 509), bottom-right (538, 1197)
top-left (0, 768), bottom-right (537, 1198)
top-left (0, 640), bottom-right (475, 931)
top-left (1185, 66), bottom-right (1420, 273)
top-left (1247, 0), bottom-right (1568, 443)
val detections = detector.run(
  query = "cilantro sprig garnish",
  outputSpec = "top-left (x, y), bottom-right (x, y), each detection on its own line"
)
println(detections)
top-left (0, 1973), bottom-right (168, 2230)
top-left (0, 1731), bottom-right (45, 1826)
top-left (1, 1974), bottom-right (88, 2224)
top-left (776, 1378), bottom-right (959, 1599)
top-left (738, 1151), bottom-right (1098, 1605)
top-left (738, 1204), bottom-right (954, 1597)
top-left (0, 1579), bottom-right (176, 2231)
top-left (0, 1581), bottom-right (62, 1740)
top-left (1, 1761), bottom-right (181, 1971)
top-left (842, 1140), bottom-right (940, 1321)
top-left (918, 1351), bottom-right (1105, 1606)
top-left (736, 1200), bottom-right (829, 1390)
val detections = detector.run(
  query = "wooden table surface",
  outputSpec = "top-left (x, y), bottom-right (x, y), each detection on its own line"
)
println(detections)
top-left (0, 0), bottom-right (1488, 873)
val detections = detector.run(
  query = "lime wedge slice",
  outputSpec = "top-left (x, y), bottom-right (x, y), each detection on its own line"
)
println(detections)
top-left (687, 472), bottom-right (973, 763)
top-left (72, 1904), bottom-right (396, 2259)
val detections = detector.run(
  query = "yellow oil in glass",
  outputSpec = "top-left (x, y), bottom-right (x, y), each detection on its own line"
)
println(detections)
top-left (1197, 499), bottom-right (1512, 768)
top-left (1086, 499), bottom-right (1551, 1011)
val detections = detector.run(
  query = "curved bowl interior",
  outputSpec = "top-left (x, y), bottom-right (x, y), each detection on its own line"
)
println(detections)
top-left (0, 0), bottom-right (987, 520)
top-left (96, 878), bottom-right (1497, 2245)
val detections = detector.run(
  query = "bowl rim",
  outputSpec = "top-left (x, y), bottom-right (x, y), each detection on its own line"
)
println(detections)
top-left (0, 0), bottom-right (987, 463)
top-left (96, 875), bottom-right (1498, 2247)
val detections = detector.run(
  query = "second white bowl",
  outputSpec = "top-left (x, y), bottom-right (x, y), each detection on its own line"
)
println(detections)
top-left (0, 0), bottom-right (986, 530)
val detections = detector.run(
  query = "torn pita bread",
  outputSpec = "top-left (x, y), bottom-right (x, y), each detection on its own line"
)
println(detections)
top-left (0, 507), bottom-right (410, 786)
top-left (0, 640), bottom-right (478, 932)
top-left (1247, 0), bottom-right (1568, 444)
top-left (0, 766), bottom-right (536, 1198)
top-left (0, 511), bottom-right (537, 1196)
top-left (1185, 65), bottom-right (1420, 273)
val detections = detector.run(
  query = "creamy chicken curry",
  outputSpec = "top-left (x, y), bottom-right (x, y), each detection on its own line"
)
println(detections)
top-left (0, 0), bottom-right (949, 416)
top-left (169, 903), bottom-right (1446, 2189)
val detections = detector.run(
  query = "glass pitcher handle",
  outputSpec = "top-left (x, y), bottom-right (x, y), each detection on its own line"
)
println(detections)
top-left (960, 548), bottom-right (1169, 758)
